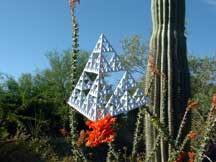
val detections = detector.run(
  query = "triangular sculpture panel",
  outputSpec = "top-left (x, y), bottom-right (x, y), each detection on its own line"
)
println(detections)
top-left (68, 34), bottom-right (148, 121)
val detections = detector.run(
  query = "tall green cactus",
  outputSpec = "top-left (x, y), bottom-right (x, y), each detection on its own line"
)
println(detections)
top-left (144, 0), bottom-right (190, 161)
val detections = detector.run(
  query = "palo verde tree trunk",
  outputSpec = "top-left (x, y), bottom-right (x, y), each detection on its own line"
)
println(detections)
top-left (144, 0), bottom-right (190, 161)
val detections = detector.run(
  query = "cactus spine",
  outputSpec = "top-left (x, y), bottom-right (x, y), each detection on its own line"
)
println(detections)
top-left (144, 0), bottom-right (190, 161)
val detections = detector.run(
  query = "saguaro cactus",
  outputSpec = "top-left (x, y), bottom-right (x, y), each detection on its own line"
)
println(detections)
top-left (144, 0), bottom-right (190, 161)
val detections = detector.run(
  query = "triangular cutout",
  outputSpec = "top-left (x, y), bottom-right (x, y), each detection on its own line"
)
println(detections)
top-left (133, 88), bottom-right (145, 106)
top-left (89, 75), bottom-right (112, 97)
top-left (76, 72), bottom-right (92, 90)
top-left (109, 53), bottom-right (125, 71)
top-left (93, 34), bottom-right (115, 53)
top-left (68, 89), bottom-right (86, 109)
top-left (116, 71), bottom-right (137, 91)
top-left (106, 95), bottom-right (123, 116)
top-left (84, 53), bottom-right (112, 74)
top-left (120, 91), bottom-right (136, 110)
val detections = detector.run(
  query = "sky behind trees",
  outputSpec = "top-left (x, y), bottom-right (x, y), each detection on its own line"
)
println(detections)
top-left (0, 0), bottom-right (215, 78)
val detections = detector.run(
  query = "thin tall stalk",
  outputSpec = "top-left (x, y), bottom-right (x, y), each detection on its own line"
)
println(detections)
top-left (68, 1), bottom-right (87, 161)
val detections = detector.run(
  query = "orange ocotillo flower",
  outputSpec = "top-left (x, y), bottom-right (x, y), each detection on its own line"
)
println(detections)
top-left (69, 0), bottom-right (80, 9)
top-left (188, 131), bottom-right (197, 139)
top-left (212, 93), bottom-right (216, 104)
top-left (176, 151), bottom-right (187, 162)
top-left (78, 114), bottom-right (117, 147)
top-left (186, 100), bottom-right (199, 111)
top-left (188, 151), bottom-right (196, 162)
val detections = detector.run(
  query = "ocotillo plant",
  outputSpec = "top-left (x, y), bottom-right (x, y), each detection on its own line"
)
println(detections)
top-left (68, 0), bottom-right (87, 161)
top-left (195, 99), bottom-right (216, 162)
top-left (144, 0), bottom-right (190, 161)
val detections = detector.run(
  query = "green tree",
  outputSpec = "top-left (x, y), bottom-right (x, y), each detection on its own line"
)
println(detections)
top-left (0, 50), bottom-right (88, 138)
top-left (189, 54), bottom-right (216, 138)
top-left (0, 75), bottom-right (24, 137)
top-left (31, 50), bottom-right (88, 131)
top-left (189, 54), bottom-right (216, 110)
top-left (120, 35), bottom-right (147, 76)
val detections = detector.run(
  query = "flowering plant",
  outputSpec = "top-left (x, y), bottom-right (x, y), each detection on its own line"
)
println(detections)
top-left (212, 93), bottom-right (216, 105)
top-left (78, 114), bottom-right (117, 147)
top-left (176, 151), bottom-right (196, 162)
top-left (187, 131), bottom-right (197, 140)
top-left (69, 0), bottom-right (80, 9)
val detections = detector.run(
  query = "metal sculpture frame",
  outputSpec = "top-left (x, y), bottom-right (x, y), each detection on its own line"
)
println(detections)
top-left (68, 34), bottom-right (147, 121)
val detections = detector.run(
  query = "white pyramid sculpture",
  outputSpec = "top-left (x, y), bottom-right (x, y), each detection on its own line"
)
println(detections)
top-left (68, 34), bottom-right (148, 121)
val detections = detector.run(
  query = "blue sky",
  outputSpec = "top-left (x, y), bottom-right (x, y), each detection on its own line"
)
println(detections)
top-left (0, 0), bottom-right (215, 78)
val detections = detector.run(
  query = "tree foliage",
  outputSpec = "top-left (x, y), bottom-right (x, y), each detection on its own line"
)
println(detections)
top-left (189, 54), bottom-right (216, 114)
top-left (0, 50), bottom-right (88, 138)
top-left (120, 35), bottom-right (147, 75)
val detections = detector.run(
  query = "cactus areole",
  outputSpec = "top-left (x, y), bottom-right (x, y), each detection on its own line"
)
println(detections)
top-left (68, 34), bottom-right (148, 121)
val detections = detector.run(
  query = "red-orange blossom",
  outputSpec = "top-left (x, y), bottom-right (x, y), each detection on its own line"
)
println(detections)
top-left (78, 114), bottom-right (117, 147)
